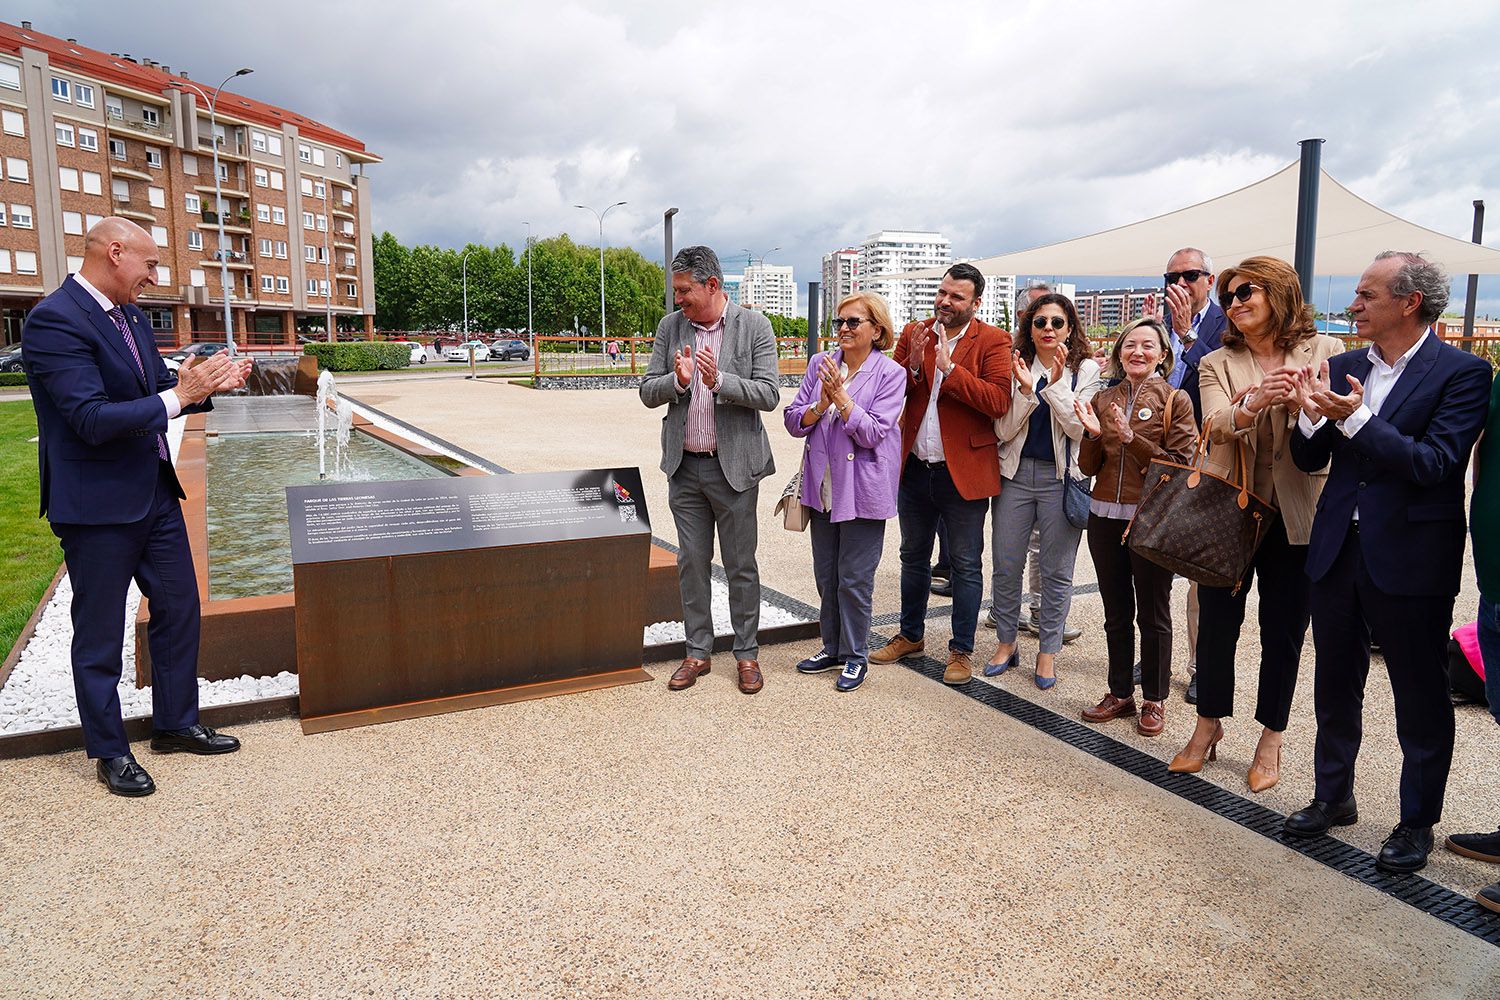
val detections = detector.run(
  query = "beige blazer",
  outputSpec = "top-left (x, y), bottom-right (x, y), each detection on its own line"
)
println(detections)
top-left (994, 357), bottom-right (1102, 482)
top-left (1197, 333), bottom-right (1345, 545)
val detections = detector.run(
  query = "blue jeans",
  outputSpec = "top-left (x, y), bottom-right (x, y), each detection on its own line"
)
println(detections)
top-left (1480, 595), bottom-right (1500, 727)
top-left (897, 456), bottom-right (988, 654)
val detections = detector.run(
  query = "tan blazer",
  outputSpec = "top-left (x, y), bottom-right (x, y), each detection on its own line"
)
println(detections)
top-left (1197, 333), bottom-right (1345, 545)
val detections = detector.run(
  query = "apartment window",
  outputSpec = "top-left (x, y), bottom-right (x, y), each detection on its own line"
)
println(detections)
top-left (211, 123), bottom-right (226, 145)
top-left (0, 250), bottom-right (9, 272)
top-left (187, 231), bottom-right (202, 251)
top-left (340, 220), bottom-right (354, 236)
top-left (271, 206), bottom-right (285, 224)
top-left (345, 282), bottom-right (357, 298)
top-left (275, 240), bottom-right (288, 259)
top-left (77, 127), bottom-right (98, 151)
top-left (63, 211), bottom-right (84, 235)
top-left (51, 77), bottom-right (71, 102)
top-left (335, 153), bottom-right (343, 168)
top-left (105, 96), bottom-right (123, 120)
top-left (190, 269), bottom-right (205, 287)
top-left (340, 189), bottom-right (353, 206)
top-left (1, 109), bottom-right (22, 136)
top-left (254, 167), bottom-right (268, 187)
top-left (111, 178), bottom-right (129, 201)
top-left (55, 122), bottom-right (74, 147)
top-left (151, 225), bottom-right (168, 247)
top-left (108, 138), bottom-right (126, 160)
top-left (244, 272), bottom-right (254, 296)
top-left (216, 162), bottom-right (229, 182)
top-left (148, 186), bottom-right (166, 209)
top-left (306, 278), bottom-right (319, 295)
top-left (261, 238), bottom-right (274, 258)
top-left (318, 246), bottom-right (328, 263)
top-left (261, 274), bottom-right (274, 293)
top-left (269, 170), bottom-right (283, 191)
top-left (298, 143), bottom-right (311, 163)
top-left (16, 251), bottom-right (38, 274)
top-left (147, 309), bottom-right (173, 331)
top-left (145, 147), bottom-right (162, 169)
top-left (312, 148), bottom-right (325, 167)
top-left (303, 211), bottom-right (314, 229)
top-left (251, 130), bottom-right (267, 152)
top-left (141, 107), bottom-right (160, 128)
top-left (156, 265), bottom-right (170, 285)
top-left (67, 255), bottom-right (84, 274)
top-left (5, 158), bottom-right (28, 183)
top-left (275, 276), bottom-right (289, 293)
top-left (86, 212), bottom-right (103, 229)
top-left (344, 251), bottom-right (356, 268)
top-left (256, 203), bottom-right (270, 222)
top-left (299, 177), bottom-right (313, 197)
top-left (11, 204), bottom-right (32, 228)
top-left (319, 279), bottom-right (330, 296)
top-left (182, 153), bottom-right (198, 175)
top-left (304, 246), bottom-right (317, 262)
top-left (75, 84), bottom-right (95, 108)
top-left (185, 193), bottom-right (201, 214)
top-left (316, 214), bottom-right (327, 232)
top-left (59, 167), bottom-right (80, 191)
top-left (266, 134), bottom-right (282, 156)
top-left (0, 63), bottom-right (19, 90)
top-left (314, 181), bottom-right (325, 199)
top-left (82, 171), bottom-right (102, 196)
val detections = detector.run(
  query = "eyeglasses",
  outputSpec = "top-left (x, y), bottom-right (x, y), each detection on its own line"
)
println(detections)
top-left (832, 317), bottom-right (869, 331)
top-left (1218, 283), bottom-right (1261, 308)
top-left (1164, 269), bottom-right (1212, 285)
top-left (1031, 316), bottom-right (1067, 331)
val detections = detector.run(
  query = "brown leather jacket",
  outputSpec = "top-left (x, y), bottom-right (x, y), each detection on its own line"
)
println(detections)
top-left (1078, 377), bottom-right (1198, 507)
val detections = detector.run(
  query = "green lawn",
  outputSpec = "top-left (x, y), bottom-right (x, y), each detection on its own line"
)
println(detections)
top-left (0, 401), bottom-right (62, 662)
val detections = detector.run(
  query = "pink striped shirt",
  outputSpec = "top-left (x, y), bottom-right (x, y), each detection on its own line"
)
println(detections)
top-left (682, 306), bottom-right (726, 453)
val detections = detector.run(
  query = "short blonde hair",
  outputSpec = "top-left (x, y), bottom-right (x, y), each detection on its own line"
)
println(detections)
top-left (836, 292), bottom-right (895, 351)
top-left (1106, 316), bottom-right (1174, 381)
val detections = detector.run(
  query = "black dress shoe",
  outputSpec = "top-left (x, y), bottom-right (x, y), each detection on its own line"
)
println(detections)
top-left (1284, 797), bottom-right (1358, 837)
top-left (1444, 827), bottom-right (1500, 864)
top-left (97, 755), bottom-right (155, 797)
top-left (1376, 824), bottom-right (1434, 874)
top-left (1479, 881), bottom-right (1500, 914)
top-left (929, 577), bottom-right (953, 597)
top-left (150, 724), bottom-right (241, 755)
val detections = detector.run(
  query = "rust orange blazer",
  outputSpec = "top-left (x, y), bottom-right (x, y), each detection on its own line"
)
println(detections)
top-left (891, 317), bottom-right (1014, 500)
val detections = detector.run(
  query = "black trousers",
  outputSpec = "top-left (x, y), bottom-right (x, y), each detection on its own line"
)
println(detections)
top-left (1310, 523), bottom-right (1456, 826)
top-left (1088, 514), bottom-right (1174, 701)
top-left (1195, 518), bottom-right (1309, 731)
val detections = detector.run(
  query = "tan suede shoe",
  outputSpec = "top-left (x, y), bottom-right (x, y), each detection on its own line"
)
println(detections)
top-left (869, 635), bottom-right (925, 664)
top-left (942, 650), bottom-right (973, 686)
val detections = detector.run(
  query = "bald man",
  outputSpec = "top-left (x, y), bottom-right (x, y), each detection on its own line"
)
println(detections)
top-left (22, 218), bottom-right (251, 797)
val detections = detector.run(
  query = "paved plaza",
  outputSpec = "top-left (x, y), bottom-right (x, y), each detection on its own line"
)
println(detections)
top-left (2, 374), bottom-right (1498, 997)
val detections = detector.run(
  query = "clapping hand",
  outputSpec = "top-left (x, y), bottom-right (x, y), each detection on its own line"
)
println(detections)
top-left (1165, 284), bottom-right (1193, 337)
top-left (674, 345), bottom-right (695, 388)
top-left (697, 344), bottom-right (720, 389)
top-left (819, 355), bottom-right (849, 409)
top-left (907, 323), bottom-right (929, 375)
top-left (934, 324), bottom-right (954, 376)
top-left (1142, 291), bottom-right (1162, 324)
top-left (176, 353), bottom-right (247, 404)
top-left (1111, 402), bottom-right (1133, 444)
top-left (1252, 366), bottom-right (1299, 411)
top-left (1307, 358), bottom-right (1364, 420)
top-left (1012, 349), bottom-right (1034, 396)
top-left (1046, 348), bottom-right (1066, 387)
top-left (1075, 399), bottom-right (1102, 437)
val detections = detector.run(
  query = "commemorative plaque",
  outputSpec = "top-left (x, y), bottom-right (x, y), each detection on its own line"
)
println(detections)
top-left (288, 468), bottom-right (654, 733)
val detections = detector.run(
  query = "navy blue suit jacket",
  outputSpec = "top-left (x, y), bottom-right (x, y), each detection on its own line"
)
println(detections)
top-left (1290, 334), bottom-right (1492, 597)
top-left (1168, 299), bottom-right (1227, 423)
top-left (21, 275), bottom-right (211, 525)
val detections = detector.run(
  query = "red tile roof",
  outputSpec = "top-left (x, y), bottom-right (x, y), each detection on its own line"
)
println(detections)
top-left (0, 20), bottom-right (376, 158)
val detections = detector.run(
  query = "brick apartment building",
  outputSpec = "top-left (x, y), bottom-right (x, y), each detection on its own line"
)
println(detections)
top-left (0, 19), bottom-right (380, 350)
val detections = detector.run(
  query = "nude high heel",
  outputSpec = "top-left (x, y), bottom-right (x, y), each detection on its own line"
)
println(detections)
top-left (1247, 744), bottom-right (1282, 793)
top-left (1168, 721), bottom-right (1224, 774)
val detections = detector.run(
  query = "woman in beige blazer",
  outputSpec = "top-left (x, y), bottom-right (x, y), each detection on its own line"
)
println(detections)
top-left (1168, 255), bottom-right (1344, 791)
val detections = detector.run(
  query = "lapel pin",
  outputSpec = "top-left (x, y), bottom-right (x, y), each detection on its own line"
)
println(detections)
top-left (1137, 407), bottom-right (1152, 421)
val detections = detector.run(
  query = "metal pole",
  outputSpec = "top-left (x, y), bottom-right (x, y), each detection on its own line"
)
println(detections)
top-left (525, 221), bottom-right (534, 356)
top-left (663, 207), bottom-right (678, 312)
top-left (1293, 137), bottom-right (1325, 303)
top-left (323, 185), bottom-right (333, 341)
top-left (575, 201), bottom-right (627, 352)
top-left (461, 250), bottom-right (470, 340)
top-left (1463, 200), bottom-right (1485, 350)
top-left (806, 281), bottom-right (820, 357)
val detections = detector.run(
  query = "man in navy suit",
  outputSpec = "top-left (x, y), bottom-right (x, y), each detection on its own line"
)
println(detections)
top-left (22, 218), bottom-right (251, 797)
top-left (1283, 251), bottom-right (1493, 872)
top-left (1162, 246), bottom-right (1227, 424)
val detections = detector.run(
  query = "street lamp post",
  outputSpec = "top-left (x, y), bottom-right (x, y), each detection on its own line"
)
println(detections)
top-left (323, 184), bottom-right (333, 342)
top-left (461, 248), bottom-right (472, 339)
top-left (663, 207), bottom-right (678, 313)
top-left (169, 68), bottom-right (253, 356)
top-left (524, 221), bottom-right (534, 356)
top-left (575, 201), bottom-right (627, 349)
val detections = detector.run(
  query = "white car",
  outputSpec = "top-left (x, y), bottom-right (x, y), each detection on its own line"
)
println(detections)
top-left (397, 340), bottom-right (428, 364)
top-left (443, 340), bottom-right (490, 362)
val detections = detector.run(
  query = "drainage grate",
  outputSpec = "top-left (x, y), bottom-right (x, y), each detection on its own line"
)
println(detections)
top-left (882, 634), bottom-right (1500, 948)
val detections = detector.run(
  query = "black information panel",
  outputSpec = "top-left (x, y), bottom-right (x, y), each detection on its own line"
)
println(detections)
top-left (287, 467), bottom-right (651, 565)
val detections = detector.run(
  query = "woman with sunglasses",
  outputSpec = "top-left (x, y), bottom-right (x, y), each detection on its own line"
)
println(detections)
top-left (784, 292), bottom-right (907, 692)
top-left (1168, 256), bottom-right (1344, 789)
top-left (984, 294), bottom-right (1100, 689)
top-left (1075, 318), bottom-right (1198, 737)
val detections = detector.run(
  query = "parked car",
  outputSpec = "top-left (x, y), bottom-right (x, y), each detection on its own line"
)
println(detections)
top-left (170, 342), bottom-right (229, 363)
top-left (442, 340), bottom-right (490, 362)
top-left (396, 340), bottom-right (428, 365)
top-left (0, 345), bottom-right (23, 373)
top-left (489, 339), bottom-right (531, 362)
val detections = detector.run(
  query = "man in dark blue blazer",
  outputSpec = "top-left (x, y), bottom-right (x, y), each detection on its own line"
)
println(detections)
top-left (22, 218), bottom-right (251, 797)
top-left (1162, 246), bottom-right (1227, 425)
top-left (1283, 251), bottom-right (1493, 872)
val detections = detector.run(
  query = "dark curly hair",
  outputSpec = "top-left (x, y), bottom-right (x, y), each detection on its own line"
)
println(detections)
top-left (1015, 293), bottom-right (1089, 374)
top-left (1218, 255), bottom-right (1317, 351)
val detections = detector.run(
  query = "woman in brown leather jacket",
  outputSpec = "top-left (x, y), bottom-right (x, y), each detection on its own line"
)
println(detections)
top-left (1076, 317), bottom-right (1198, 737)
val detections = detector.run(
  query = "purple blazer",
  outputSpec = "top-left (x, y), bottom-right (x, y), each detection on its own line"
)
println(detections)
top-left (783, 349), bottom-right (906, 522)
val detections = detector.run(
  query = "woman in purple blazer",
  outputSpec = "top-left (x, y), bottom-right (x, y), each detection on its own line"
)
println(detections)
top-left (784, 292), bottom-right (907, 691)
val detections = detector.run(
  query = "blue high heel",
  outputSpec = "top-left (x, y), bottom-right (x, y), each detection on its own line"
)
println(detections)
top-left (983, 648), bottom-right (1019, 677)
top-left (1034, 658), bottom-right (1057, 690)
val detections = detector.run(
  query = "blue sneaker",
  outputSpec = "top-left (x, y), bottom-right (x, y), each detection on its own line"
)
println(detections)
top-left (835, 661), bottom-right (868, 692)
top-left (797, 650), bottom-right (839, 674)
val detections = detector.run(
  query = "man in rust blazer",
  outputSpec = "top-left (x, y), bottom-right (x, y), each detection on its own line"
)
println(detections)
top-left (869, 263), bottom-right (1013, 684)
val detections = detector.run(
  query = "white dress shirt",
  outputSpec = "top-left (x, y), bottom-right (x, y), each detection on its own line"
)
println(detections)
top-left (913, 321), bottom-right (969, 463)
top-left (73, 272), bottom-right (182, 419)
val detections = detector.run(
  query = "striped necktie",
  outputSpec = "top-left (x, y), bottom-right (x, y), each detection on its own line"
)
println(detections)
top-left (107, 306), bottom-right (170, 463)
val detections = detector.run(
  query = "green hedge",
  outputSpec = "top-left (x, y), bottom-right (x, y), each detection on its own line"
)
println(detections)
top-left (302, 342), bottom-right (411, 372)
top-left (0, 372), bottom-right (27, 387)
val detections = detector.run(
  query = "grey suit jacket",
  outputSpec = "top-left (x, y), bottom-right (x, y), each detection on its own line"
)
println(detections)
top-left (639, 301), bottom-right (780, 493)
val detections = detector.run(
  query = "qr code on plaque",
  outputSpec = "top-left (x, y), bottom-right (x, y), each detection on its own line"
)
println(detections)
top-left (618, 506), bottom-right (638, 523)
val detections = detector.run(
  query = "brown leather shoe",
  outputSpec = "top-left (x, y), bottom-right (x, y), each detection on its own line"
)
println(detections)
top-left (668, 657), bottom-right (710, 691)
top-left (869, 635), bottom-right (924, 664)
top-left (1081, 692), bottom-right (1137, 723)
top-left (736, 659), bottom-right (763, 694)
top-left (1136, 699), bottom-right (1165, 737)
top-left (943, 650), bottom-right (973, 686)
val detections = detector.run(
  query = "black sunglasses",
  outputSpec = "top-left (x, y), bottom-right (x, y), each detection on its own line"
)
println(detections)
top-left (832, 317), bottom-right (869, 331)
top-left (1031, 316), bottom-right (1067, 331)
top-left (1217, 283), bottom-right (1261, 308)
top-left (1165, 269), bottom-right (1212, 284)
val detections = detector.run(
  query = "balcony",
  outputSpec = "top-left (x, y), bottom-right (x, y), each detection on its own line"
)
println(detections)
top-left (109, 165), bottom-right (153, 182)
top-left (107, 116), bottom-right (170, 140)
top-left (195, 183), bottom-right (250, 200)
top-left (197, 135), bottom-right (248, 161)
top-left (199, 220), bottom-right (253, 236)
top-left (333, 240), bottom-right (358, 252)
top-left (117, 208), bottom-right (157, 224)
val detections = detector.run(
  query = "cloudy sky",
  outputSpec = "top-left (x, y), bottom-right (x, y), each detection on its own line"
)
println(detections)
top-left (28, 1), bottom-right (1500, 314)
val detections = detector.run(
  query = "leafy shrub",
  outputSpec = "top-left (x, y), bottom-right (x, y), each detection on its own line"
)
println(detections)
top-left (0, 372), bottom-right (27, 387)
top-left (302, 341), bottom-right (410, 372)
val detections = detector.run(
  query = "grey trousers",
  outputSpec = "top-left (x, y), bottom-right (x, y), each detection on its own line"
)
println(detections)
top-left (990, 458), bottom-right (1083, 653)
top-left (668, 453), bottom-right (760, 659)
top-left (809, 511), bottom-right (885, 665)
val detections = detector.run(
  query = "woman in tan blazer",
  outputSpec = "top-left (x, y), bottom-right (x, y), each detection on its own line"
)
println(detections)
top-left (1167, 255), bottom-right (1344, 790)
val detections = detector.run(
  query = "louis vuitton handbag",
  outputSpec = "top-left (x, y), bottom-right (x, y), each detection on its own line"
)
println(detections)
top-left (1123, 410), bottom-right (1278, 594)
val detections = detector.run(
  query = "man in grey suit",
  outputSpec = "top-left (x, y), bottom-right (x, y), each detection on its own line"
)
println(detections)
top-left (640, 246), bottom-right (780, 693)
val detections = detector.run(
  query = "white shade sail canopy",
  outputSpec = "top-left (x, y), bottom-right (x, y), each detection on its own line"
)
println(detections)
top-left (901, 162), bottom-right (1500, 280)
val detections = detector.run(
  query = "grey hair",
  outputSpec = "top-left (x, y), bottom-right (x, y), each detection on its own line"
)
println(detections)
top-left (1170, 246), bottom-right (1213, 271)
top-left (1015, 279), bottom-right (1051, 314)
top-left (671, 245), bottom-right (723, 286)
top-left (1374, 250), bottom-right (1449, 323)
